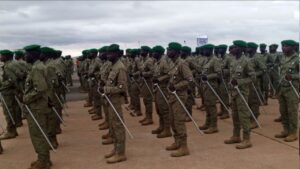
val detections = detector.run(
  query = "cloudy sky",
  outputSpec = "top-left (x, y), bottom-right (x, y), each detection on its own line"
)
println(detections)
top-left (0, 1), bottom-right (299, 56)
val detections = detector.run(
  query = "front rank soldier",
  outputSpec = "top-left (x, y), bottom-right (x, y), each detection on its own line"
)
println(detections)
top-left (100, 44), bottom-right (128, 163)
top-left (23, 45), bottom-right (52, 169)
top-left (139, 46), bottom-right (154, 126)
top-left (218, 44), bottom-right (232, 120)
top-left (152, 45), bottom-right (173, 138)
top-left (166, 42), bottom-right (193, 157)
top-left (275, 40), bottom-right (299, 142)
top-left (224, 40), bottom-right (255, 149)
top-left (199, 44), bottom-right (222, 134)
top-left (0, 50), bottom-right (21, 140)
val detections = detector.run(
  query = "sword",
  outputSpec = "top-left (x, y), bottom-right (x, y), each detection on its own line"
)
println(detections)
top-left (51, 107), bottom-right (66, 126)
top-left (234, 86), bottom-right (262, 128)
top-left (288, 81), bottom-right (300, 99)
top-left (98, 89), bottom-right (134, 139)
top-left (0, 92), bottom-right (16, 125)
top-left (171, 91), bottom-right (204, 134)
top-left (54, 93), bottom-right (69, 116)
top-left (62, 81), bottom-right (70, 93)
top-left (265, 72), bottom-right (276, 95)
top-left (142, 77), bottom-right (154, 98)
top-left (204, 80), bottom-right (232, 116)
top-left (24, 104), bottom-right (57, 152)
top-left (154, 83), bottom-right (169, 105)
top-left (251, 82), bottom-right (268, 115)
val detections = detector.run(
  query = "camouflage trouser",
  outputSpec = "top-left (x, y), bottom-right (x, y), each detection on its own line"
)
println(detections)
top-left (47, 108), bottom-right (59, 142)
top-left (260, 74), bottom-right (269, 102)
top-left (93, 85), bottom-right (102, 116)
top-left (279, 87), bottom-right (299, 134)
top-left (130, 80), bottom-right (141, 112)
top-left (248, 82), bottom-right (261, 121)
top-left (219, 81), bottom-right (230, 116)
top-left (155, 86), bottom-right (170, 129)
top-left (203, 82), bottom-right (218, 128)
top-left (2, 94), bottom-right (17, 133)
top-left (66, 72), bottom-right (73, 85)
top-left (26, 108), bottom-right (50, 165)
top-left (108, 96), bottom-right (125, 154)
top-left (231, 92), bottom-right (251, 139)
top-left (269, 70), bottom-right (280, 95)
top-left (185, 85), bottom-right (194, 116)
top-left (141, 79), bottom-right (153, 120)
top-left (170, 92), bottom-right (188, 146)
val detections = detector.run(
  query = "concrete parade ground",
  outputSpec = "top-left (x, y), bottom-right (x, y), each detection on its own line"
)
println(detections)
top-left (0, 78), bottom-right (299, 169)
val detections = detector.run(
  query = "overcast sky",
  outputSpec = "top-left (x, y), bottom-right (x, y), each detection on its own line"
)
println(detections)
top-left (0, 1), bottom-right (299, 56)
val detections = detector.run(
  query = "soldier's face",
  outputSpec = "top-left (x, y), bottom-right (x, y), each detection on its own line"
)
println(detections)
top-left (282, 45), bottom-right (294, 55)
top-left (107, 52), bottom-right (119, 62)
top-left (167, 49), bottom-right (178, 58)
top-left (152, 52), bottom-right (160, 60)
top-left (140, 50), bottom-right (148, 57)
top-left (260, 46), bottom-right (266, 53)
top-left (0, 54), bottom-right (5, 62)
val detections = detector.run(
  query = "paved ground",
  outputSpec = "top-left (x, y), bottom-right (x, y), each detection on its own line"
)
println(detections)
top-left (0, 78), bottom-right (299, 169)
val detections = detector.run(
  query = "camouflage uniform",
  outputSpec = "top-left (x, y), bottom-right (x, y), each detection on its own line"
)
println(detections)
top-left (24, 60), bottom-right (51, 166)
top-left (168, 58), bottom-right (193, 148)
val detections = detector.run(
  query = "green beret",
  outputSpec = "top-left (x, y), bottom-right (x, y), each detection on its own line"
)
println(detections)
top-left (281, 40), bottom-right (297, 46)
top-left (82, 50), bottom-right (89, 55)
top-left (126, 48), bottom-right (131, 53)
top-left (202, 44), bottom-right (215, 49)
top-left (152, 46), bottom-right (165, 54)
top-left (98, 46), bottom-right (108, 53)
top-left (214, 46), bottom-right (219, 49)
top-left (181, 46), bottom-right (191, 53)
top-left (168, 42), bottom-right (182, 51)
top-left (259, 43), bottom-right (267, 47)
top-left (270, 44), bottom-right (278, 47)
top-left (107, 44), bottom-right (120, 52)
top-left (89, 48), bottom-right (98, 54)
top-left (141, 46), bottom-right (151, 52)
top-left (247, 42), bottom-right (258, 49)
top-left (56, 50), bottom-right (62, 56)
top-left (229, 45), bottom-right (234, 49)
top-left (23, 44), bottom-right (41, 52)
top-left (233, 40), bottom-right (247, 48)
top-left (14, 50), bottom-right (25, 57)
top-left (218, 44), bottom-right (228, 49)
top-left (41, 47), bottom-right (54, 55)
top-left (0, 50), bottom-right (13, 56)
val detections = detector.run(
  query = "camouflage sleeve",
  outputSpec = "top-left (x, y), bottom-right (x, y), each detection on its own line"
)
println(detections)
top-left (174, 62), bottom-right (193, 90)
top-left (254, 58), bottom-right (267, 77)
top-left (142, 59), bottom-right (154, 78)
top-left (237, 61), bottom-right (255, 86)
top-left (207, 58), bottom-right (221, 80)
top-left (290, 59), bottom-right (299, 80)
top-left (0, 67), bottom-right (18, 91)
top-left (105, 67), bottom-right (127, 95)
top-left (23, 67), bottom-right (48, 104)
top-left (157, 59), bottom-right (171, 82)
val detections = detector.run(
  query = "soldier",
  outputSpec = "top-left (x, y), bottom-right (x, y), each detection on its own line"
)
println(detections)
top-left (194, 46), bottom-right (207, 111)
top-left (88, 49), bottom-right (103, 121)
top-left (274, 40), bottom-right (299, 142)
top-left (40, 47), bottom-right (60, 149)
top-left (0, 50), bottom-right (20, 140)
top-left (224, 40), bottom-right (255, 149)
top-left (65, 55), bottom-right (74, 86)
top-left (181, 46), bottom-right (195, 122)
top-left (152, 45), bottom-right (173, 138)
top-left (82, 50), bottom-right (93, 107)
top-left (259, 43), bottom-right (269, 105)
top-left (138, 46), bottom-right (154, 126)
top-left (218, 44), bottom-right (232, 120)
top-left (128, 49), bottom-right (142, 116)
top-left (100, 44), bottom-right (127, 163)
top-left (77, 56), bottom-right (85, 92)
top-left (165, 42), bottom-right (193, 157)
top-left (97, 47), bottom-right (113, 144)
top-left (23, 44), bottom-right (52, 169)
top-left (14, 50), bottom-right (29, 127)
top-left (246, 42), bottom-right (267, 129)
top-left (198, 44), bottom-right (221, 134)
top-left (266, 44), bottom-right (281, 99)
